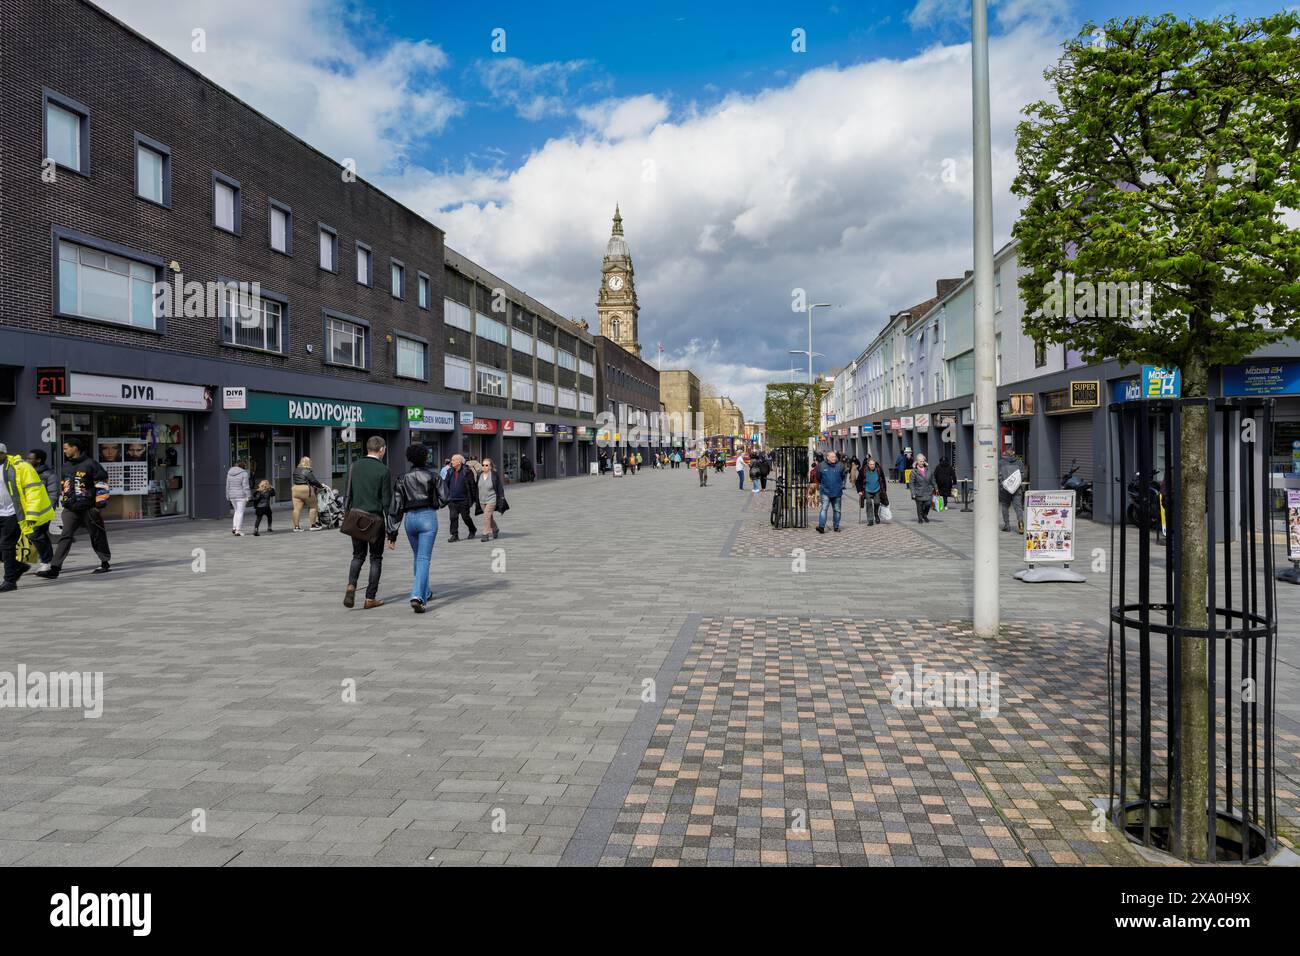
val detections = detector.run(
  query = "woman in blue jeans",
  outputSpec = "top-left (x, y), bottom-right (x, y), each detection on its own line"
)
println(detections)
top-left (389, 445), bottom-right (446, 614)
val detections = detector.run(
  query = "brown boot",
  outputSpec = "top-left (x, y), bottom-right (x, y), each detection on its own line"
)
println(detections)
top-left (343, 584), bottom-right (356, 608)
top-left (363, 598), bottom-right (384, 610)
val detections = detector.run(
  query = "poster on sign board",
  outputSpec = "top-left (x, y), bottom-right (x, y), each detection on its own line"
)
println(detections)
top-left (1288, 489), bottom-right (1300, 562)
top-left (1023, 489), bottom-right (1075, 563)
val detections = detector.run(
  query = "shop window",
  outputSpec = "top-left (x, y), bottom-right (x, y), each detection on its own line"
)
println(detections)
top-left (221, 285), bottom-right (285, 353)
top-left (396, 336), bottom-right (426, 380)
top-left (59, 409), bottom-right (187, 519)
top-left (57, 238), bottom-right (158, 330)
top-left (326, 315), bottom-right (367, 369)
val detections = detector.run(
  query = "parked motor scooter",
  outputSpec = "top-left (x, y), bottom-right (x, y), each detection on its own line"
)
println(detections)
top-left (1061, 458), bottom-right (1093, 516)
top-left (1126, 470), bottom-right (1165, 538)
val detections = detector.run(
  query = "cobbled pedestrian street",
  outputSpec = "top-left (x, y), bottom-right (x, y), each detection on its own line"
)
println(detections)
top-left (2, 470), bottom-right (1298, 866)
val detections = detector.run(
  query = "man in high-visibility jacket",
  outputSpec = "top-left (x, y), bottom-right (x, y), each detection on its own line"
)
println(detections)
top-left (0, 442), bottom-right (56, 592)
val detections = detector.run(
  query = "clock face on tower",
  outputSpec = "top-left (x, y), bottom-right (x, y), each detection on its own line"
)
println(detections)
top-left (606, 273), bottom-right (624, 292)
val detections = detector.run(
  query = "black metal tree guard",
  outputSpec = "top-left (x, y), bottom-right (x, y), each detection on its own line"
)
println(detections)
top-left (1108, 397), bottom-right (1279, 862)
top-left (769, 445), bottom-right (809, 529)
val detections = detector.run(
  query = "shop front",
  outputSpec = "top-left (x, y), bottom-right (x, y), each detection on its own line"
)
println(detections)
top-left (407, 406), bottom-right (456, 469)
top-left (52, 372), bottom-right (214, 521)
top-left (502, 419), bottom-right (532, 481)
top-left (1222, 358), bottom-right (1300, 508)
top-left (557, 425), bottom-right (574, 477)
top-left (225, 390), bottom-right (403, 495)
top-left (575, 426), bottom-right (596, 473)
top-left (1043, 381), bottom-right (1101, 490)
top-left (460, 417), bottom-right (499, 464)
top-left (534, 422), bottom-right (555, 478)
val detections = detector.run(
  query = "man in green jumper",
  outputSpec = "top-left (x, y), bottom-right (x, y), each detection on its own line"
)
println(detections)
top-left (343, 436), bottom-right (393, 610)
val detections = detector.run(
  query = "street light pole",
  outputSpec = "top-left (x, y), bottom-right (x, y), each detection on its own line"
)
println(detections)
top-left (805, 302), bottom-right (832, 384)
top-left (971, 0), bottom-right (999, 637)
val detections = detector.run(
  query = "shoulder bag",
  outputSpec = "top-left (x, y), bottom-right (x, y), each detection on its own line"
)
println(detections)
top-left (340, 462), bottom-right (384, 544)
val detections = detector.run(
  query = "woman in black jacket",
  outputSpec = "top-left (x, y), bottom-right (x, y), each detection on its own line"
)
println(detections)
top-left (933, 457), bottom-right (957, 510)
top-left (389, 444), bottom-right (446, 613)
top-left (855, 455), bottom-right (889, 525)
top-left (291, 456), bottom-right (327, 532)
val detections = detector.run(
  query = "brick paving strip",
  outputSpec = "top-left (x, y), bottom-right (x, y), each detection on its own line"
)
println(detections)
top-left (581, 615), bottom-right (1300, 866)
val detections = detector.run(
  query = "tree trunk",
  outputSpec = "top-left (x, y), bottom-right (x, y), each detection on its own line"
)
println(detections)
top-left (1173, 353), bottom-right (1210, 861)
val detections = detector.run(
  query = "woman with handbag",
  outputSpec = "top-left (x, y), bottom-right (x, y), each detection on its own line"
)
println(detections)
top-left (391, 444), bottom-right (445, 613)
top-left (908, 453), bottom-right (935, 523)
top-left (474, 458), bottom-right (509, 542)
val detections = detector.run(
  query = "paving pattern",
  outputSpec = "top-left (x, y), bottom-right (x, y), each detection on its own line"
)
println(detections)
top-left (0, 467), bottom-right (1296, 866)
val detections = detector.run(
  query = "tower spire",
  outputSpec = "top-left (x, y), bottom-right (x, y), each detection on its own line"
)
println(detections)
top-left (611, 204), bottom-right (623, 236)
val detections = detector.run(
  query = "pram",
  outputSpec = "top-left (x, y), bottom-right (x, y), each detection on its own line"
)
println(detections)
top-left (316, 486), bottom-right (346, 529)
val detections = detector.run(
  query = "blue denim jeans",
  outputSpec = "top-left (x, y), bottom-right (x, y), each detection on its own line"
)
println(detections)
top-left (404, 507), bottom-right (437, 603)
top-left (818, 494), bottom-right (842, 530)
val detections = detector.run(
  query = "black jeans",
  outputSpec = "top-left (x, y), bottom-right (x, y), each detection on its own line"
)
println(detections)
top-left (447, 499), bottom-right (476, 539)
top-left (348, 528), bottom-right (385, 600)
top-left (915, 498), bottom-right (932, 521)
top-left (52, 507), bottom-right (111, 569)
top-left (28, 523), bottom-right (54, 564)
top-left (0, 514), bottom-right (23, 584)
top-left (254, 507), bottom-right (273, 531)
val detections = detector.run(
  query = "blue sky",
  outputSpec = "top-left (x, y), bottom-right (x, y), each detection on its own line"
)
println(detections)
top-left (101, 0), bottom-right (1291, 417)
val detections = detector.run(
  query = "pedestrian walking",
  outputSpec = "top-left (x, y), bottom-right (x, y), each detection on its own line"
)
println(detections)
top-left (475, 458), bottom-right (509, 542)
top-left (698, 450), bottom-right (709, 486)
top-left (736, 451), bottom-right (747, 490)
top-left (251, 480), bottom-right (277, 535)
top-left (38, 438), bottom-right (111, 578)
top-left (390, 443), bottom-right (445, 614)
top-left (998, 445), bottom-right (1027, 534)
top-left (443, 454), bottom-right (478, 541)
top-left (933, 456), bottom-right (956, 511)
top-left (1, 443), bottom-right (56, 592)
top-left (21, 448), bottom-right (57, 571)
top-left (908, 453), bottom-right (935, 523)
top-left (226, 459), bottom-right (252, 535)
top-left (856, 455), bottom-right (888, 525)
top-left (342, 436), bottom-right (392, 610)
top-left (291, 456), bottom-right (326, 531)
top-left (815, 450), bottom-right (848, 533)
top-left (894, 447), bottom-right (914, 484)
top-left (520, 453), bottom-right (535, 482)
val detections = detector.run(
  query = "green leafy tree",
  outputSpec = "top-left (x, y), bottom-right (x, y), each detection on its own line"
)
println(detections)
top-left (1013, 13), bottom-right (1300, 861)
top-left (764, 383), bottom-right (825, 447)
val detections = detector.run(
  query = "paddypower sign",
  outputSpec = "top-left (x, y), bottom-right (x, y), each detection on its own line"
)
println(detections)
top-left (226, 391), bottom-right (401, 429)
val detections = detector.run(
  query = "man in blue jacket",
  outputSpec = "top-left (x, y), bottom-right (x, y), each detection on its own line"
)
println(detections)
top-left (815, 450), bottom-right (848, 534)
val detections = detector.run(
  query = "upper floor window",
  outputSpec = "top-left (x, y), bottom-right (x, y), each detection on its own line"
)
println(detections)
top-left (445, 354), bottom-right (471, 391)
top-left (319, 225), bottom-right (338, 272)
top-left (326, 314), bottom-right (366, 369)
top-left (221, 285), bottom-right (284, 353)
top-left (476, 366), bottom-right (505, 397)
top-left (213, 172), bottom-right (241, 234)
top-left (57, 238), bottom-right (157, 330)
top-left (511, 328), bottom-right (533, 354)
top-left (395, 336), bottom-right (426, 380)
top-left (391, 260), bottom-right (405, 299)
top-left (356, 243), bottom-right (372, 286)
top-left (557, 350), bottom-right (577, 371)
top-left (269, 201), bottom-right (292, 254)
top-left (44, 90), bottom-right (89, 173)
top-left (418, 273), bottom-right (430, 310)
top-left (444, 298), bottom-right (472, 331)
top-left (512, 375), bottom-right (535, 402)
top-left (536, 340), bottom-right (556, 364)
top-left (134, 134), bottom-right (170, 207)
top-left (579, 359), bottom-right (595, 378)
top-left (476, 312), bottom-right (508, 345)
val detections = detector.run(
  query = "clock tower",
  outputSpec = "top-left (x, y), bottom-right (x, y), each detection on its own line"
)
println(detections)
top-left (598, 205), bottom-right (640, 356)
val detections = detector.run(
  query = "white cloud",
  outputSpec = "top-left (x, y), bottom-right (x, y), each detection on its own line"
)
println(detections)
top-left (908, 0), bottom-right (1072, 31)
top-left (393, 25), bottom-right (1057, 420)
top-left (95, 0), bottom-right (461, 176)
top-left (474, 57), bottom-right (599, 121)
top-left (577, 95), bottom-right (670, 141)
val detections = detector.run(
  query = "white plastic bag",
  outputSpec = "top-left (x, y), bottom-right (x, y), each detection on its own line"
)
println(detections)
top-left (1001, 469), bottom-right (1022, 495)
top-left (878, 504), bottom-right (893, 523)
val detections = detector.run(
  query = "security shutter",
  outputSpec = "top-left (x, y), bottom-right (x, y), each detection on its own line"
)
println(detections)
top-left (1059, 414), bottom-right (1094, 483)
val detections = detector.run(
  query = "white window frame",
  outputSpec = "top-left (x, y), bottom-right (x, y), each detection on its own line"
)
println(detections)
top-left (326, 316), bottom-right (367, 369)
top-left (511, 328), bottom-right (534, 354)
top-left (537, 381), bottom-right (556, 406)
top-left (579, 359), bottom-right (594, 378)
top-left (221, 285), bottom-right (284, 353)
top-left (444, 354), bottom-right (471, 391)
top-left (579, 392), bottom-right (595, 413)
top-left (558, 387), bottom-right (577, 410)
top-left (395, 335), bottom-right (426, 380)
top-left (512, 375), bottom-right (535, 402)
top-left (56, 239), bottom-right (158, 330)
top-left (476, 365), bottom-right (506, 397)
top-left (444, 298), bottom-right (472, 331)
top-left (45, 93), bottom-right (88, 173)
top-left (476, 312), bottom-right (508, 345)
top-left (557, 349), bottom-right (577, 371)
top-left (536, 340), bottom-right (556, 364)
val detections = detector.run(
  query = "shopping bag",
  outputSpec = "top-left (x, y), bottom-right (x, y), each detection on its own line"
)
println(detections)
top-left (15, 533), bottom-right (37, 565)
top-left (878, 504), bottom-right (893, 523)
top-left (1001, 469), bottom-right (1022, 495)
top-left (933, 494), bottom-right (945, 512)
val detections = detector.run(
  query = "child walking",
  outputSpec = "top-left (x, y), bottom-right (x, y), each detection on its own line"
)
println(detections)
top-left (252, 480), bottom-right (277, 535)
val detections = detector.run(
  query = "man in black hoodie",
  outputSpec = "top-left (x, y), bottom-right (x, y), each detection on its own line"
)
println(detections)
top-left (38, 437), bottom-right (111, 578)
